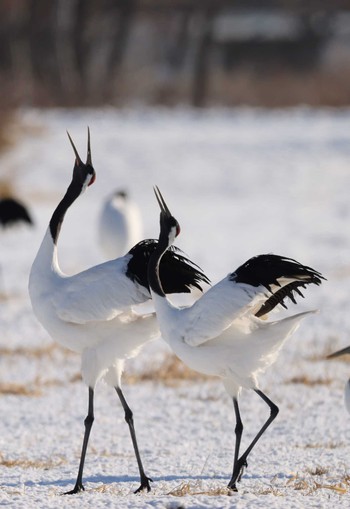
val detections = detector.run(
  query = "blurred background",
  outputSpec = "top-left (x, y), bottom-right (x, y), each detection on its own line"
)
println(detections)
top-left (0, 0), bottom-right (350, 113)
top-left (1, 3), bottom-right (350, 501)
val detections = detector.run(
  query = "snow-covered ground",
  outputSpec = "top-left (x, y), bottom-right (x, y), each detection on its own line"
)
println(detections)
top-left (1, 107), bottom-right (350, 508)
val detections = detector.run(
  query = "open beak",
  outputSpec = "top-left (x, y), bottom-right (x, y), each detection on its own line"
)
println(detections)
top-left (328, 345), bottom-right (350, 359)
top-left (67, 127), bottom-right (92, 167)
top-left (154, 186), bottom-right (172, 218)
top-left (86, 126), bottom-right (92, 166)
top-left (67, 130), bottom-right (83, 166)
top-left (153, 186), bottom-right (180, 237)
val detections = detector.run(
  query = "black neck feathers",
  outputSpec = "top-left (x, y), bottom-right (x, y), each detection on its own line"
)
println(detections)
top-left (49, 179), bottom-right (83, 244)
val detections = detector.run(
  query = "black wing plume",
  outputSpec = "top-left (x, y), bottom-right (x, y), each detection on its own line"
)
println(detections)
top-left (127, 239), bottom-right (210, 294)
top-left (230, 254), bottom-right (325, 317)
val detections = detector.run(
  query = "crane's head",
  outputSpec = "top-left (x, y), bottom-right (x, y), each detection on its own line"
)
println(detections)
top-left (67, 127), bottom-right (96, 190)
top-left (154, 186), bottom-right (180, 247)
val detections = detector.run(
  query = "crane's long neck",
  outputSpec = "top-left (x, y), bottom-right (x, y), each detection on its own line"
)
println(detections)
top-left (31, 179), bottom-right (82, 282)
top-left (49, 180), bottom-right (81, 245)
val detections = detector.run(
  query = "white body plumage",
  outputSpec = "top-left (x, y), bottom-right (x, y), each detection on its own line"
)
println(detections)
top-left (29, 228), bottom-right (158, 388)
top-left (152, 277), bottom-right (314, 395)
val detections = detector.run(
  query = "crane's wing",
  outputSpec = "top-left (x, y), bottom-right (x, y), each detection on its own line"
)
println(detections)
top-left (179, 254), bottom-right (324, 347)
top-left (53, 256), bottom-right (149, 324)
top-left (52, 242), bottom-right (209, 325)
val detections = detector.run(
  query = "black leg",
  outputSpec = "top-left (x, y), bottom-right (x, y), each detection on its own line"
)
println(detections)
top-left (228, 397), bottom-right (243, 492)
top-left (64, 387), bottom-right (95, 495)
top-left (115, 386), bottom-right (152, 493)
top-left (228, 389), bottom-right (279, 491)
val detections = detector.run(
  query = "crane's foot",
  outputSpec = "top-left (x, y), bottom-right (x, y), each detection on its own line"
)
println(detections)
top-left (227, 458), bottom-right (248, 490)
top-left (134, 475), bottom-right (153, 493)
top-left (63, 483), bottom-right (85, 495)
top-left (227, 482), bottom-right (239, 492)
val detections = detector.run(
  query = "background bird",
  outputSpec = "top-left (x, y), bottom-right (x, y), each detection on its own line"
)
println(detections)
top-left (28, 132), bottom-right (209, 495)
top-left (147, 187), bottom-right (324, 492)
top-left (0, 196), bottom-right (33, 228)
top-left (328, 345), bottom-right (350, 414)
top-left (99, 189), bottom-right (143, 259)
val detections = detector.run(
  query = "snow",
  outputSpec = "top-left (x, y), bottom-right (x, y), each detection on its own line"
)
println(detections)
top-left (1, 107), bottom-right (350, 507)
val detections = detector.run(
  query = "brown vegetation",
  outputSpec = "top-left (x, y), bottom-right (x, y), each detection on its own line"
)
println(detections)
top-left (167, 480), bottom-right (231, 497)
top-left (125, 353), bottom-right (210, 386)
top-left (0, 453), bottom-right (66, 469)
top-left (284, 375), bottom-right (333, 386)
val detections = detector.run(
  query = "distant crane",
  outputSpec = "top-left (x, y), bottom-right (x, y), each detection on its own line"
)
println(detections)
top-left (0, 196), bottom-right (33, 228)
top-left (99, 189), bottom-right (143, 259)
top-left (328, 345), bottom-right (350, 413)
top-left (28, 132), bottom-right (209, 495)
top-left (147, 187), bottom-right (324, 491)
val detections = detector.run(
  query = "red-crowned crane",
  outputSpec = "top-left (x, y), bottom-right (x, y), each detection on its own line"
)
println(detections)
top-left (147, 187), bottom-right (324, 491)
top-left (28, 134), bottom-right (209, 495)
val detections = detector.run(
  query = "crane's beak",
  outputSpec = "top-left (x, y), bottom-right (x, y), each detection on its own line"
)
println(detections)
top-left (154, 186), bottom-right (181, 237)
top-left (67, 130), bottom-right (83, 166)
top-left (328, 345), bottom-right (350, 359)
top-left (154, 186), bottom-right (172, 218)
top-left (67, 128), bottom-right (92, 167)
top-left (86, 126), bottom-right (92, 166)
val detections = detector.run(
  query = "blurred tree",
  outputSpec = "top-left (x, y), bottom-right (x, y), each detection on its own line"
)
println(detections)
top-left (0, 0), bottom-right (348, 108)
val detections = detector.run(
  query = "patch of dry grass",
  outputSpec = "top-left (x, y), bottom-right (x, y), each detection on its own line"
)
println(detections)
top-left (284, 375), bottom-right (333, 386)
top-left (165, 470), bottom-right (350, 499)
top-left (0, 344), bottom-right (80, 395)
top-left (255, 484), bottom-right (284, 496)
top-left (285, 472), bottom-right (349, 495)
top-left (306, 465), bottom-right (329, 476)
top-left (0, 111), bottom-right (45, 155)
top-left (167, 481), bottom-right (231, 497)
top-left (0, 382), bottom-right (42, 396)
top-left (0, 179), bottom-right (15, 198)
top-left (298, 441), bottom-right (343, 450)
top-left (256, 469), bottom-right (350, 497)
top-left (90, 484), bottom-right (126, 494)
top-left (0, 110), bottom-right (16, 153)
top-left (0, 371), bottom-right (84, 396)
top-left (125, 354), bottom-right (210, 387)
top-left (0, 453), bottom-right (66, 469)
top-left (306, 335), bottom-right (347, 362)
top-left (0, 344), bottom-right (59, 359)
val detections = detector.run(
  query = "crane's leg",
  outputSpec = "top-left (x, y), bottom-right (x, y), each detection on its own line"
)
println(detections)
top-left (229, 397), bottom-right (243, 492)
top-left (64, 387), bottom-right (95, 494)
top-left (115, 386), bottom-right (152, 493)
top-left (228, 389), bottom-right (279, 491)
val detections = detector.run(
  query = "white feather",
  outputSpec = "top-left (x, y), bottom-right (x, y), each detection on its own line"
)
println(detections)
top-left (99, 191), bottom-right (143, 259)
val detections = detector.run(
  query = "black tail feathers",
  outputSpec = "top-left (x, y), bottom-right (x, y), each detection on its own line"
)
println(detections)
top-left (231, 254), bottom-right (324, 317)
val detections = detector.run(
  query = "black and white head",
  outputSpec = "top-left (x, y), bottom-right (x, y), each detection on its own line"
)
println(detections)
top-left (49, 129), bottom-right (96, 243)
top-left (154, 186), bottom-right (180, 248)
top-left (67, 128), bottom-right (96, 191)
